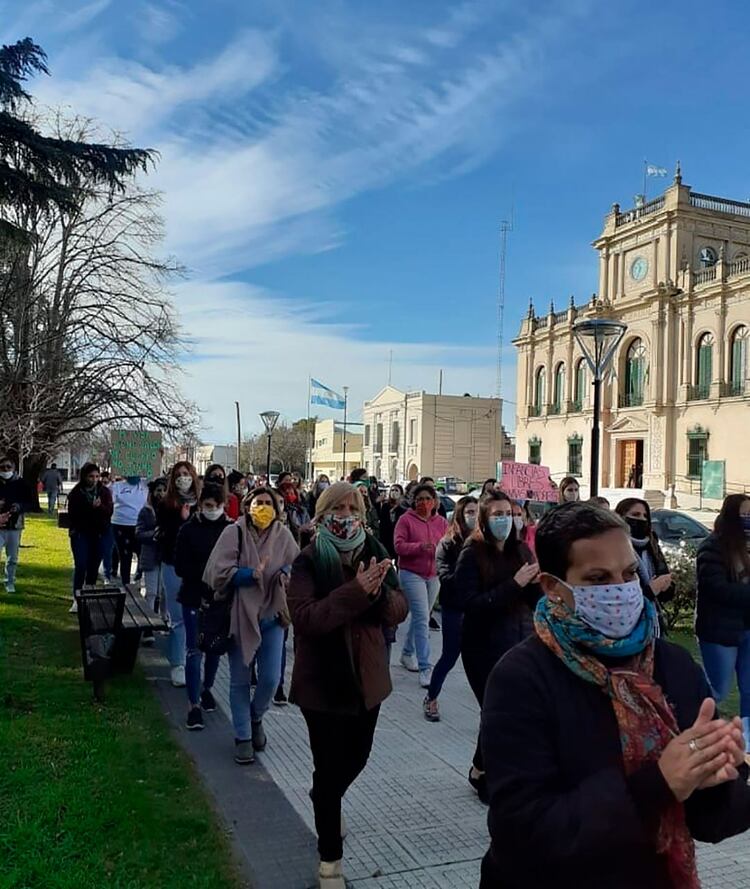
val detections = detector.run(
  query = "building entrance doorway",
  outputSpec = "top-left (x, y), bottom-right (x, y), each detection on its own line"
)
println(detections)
top-left (617, 439), bottom-right (644, 487)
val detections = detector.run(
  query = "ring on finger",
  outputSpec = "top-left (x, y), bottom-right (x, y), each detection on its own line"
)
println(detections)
top-left (688, 738), bottom-right (702, 753)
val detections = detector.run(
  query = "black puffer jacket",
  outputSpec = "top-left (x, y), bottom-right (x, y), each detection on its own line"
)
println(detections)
top-left (696, 533), bottom-right (750, 646)
top-left (434, 534), bottom-right (464, 610)
top-left (174, 512), bottom-right (234, 609)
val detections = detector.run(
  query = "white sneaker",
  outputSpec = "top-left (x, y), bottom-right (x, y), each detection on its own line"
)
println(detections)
top-left (68, 600), bottom-right (78, 614)
top-left (170, 666), bottom-right (186, 687)
top-left (400, 653), bottom-right (418, 672)
top-left (419, 668), bottom-right (432, 689)
top-left (318, 859), bottom-right (346, 888)
top-left (5, 582), bottom-right (15, 593)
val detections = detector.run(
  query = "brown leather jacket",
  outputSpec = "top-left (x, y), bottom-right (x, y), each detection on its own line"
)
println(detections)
top-left (288, 541), bottom-right (408, 715)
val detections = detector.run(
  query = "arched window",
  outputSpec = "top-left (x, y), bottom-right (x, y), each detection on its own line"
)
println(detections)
top-left (552, 363), bottom-right (565, 414)
top-left (533, 367), bottom-right (546, 416)
top-left (573, 359), bottom-right (586, 411)
top-left (730, 325), bottom-right (749, 395)
top-left (623, 338), bottom-right (647, 407)
top-left (699, 246), bottom-right (718, 268)
top-left (695, 332), bottom-right (714, 399)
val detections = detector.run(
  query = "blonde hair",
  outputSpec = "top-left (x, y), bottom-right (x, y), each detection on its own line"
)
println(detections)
top-left (314, 481), bottom-right (366, 520)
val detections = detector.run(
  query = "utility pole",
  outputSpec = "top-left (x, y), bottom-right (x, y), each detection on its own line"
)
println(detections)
top-left (235, 401), bottom-right (242, 472)
top-left (342, 386), bottom-right (349, 479)
top-left (388, 350), bottom-right (393, 386)
top-left (497, 218), bottom-right (513, 432)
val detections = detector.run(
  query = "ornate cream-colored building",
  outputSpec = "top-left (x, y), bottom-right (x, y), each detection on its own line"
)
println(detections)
top-left (514, 168), bottom-right (750, 504)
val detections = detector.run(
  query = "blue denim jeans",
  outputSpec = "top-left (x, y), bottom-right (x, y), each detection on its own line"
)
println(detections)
top-left (400, 568), bottom-right (440, 672)
top-left (0, 529), bottom-right (22, 586)
top-left (70, 530), bottom-right (103, 593)
top-left (100, 525), bottom-right (116, 579)
top-left (700, 633), bottom-right (750, 718)
top-left (47, 490), bottom-right (58, 513)
top-left (162, 563), bottom-right (185, 668)
top-left (427, 607), bottom-right (464, 700)
top-left (228, 617), bottom-right (284, 740)
top-left (183, 605), bottom-right (220, 707)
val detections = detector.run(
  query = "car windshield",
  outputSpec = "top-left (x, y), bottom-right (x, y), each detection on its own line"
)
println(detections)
top-left (652, 512), bottom-right (709, 542)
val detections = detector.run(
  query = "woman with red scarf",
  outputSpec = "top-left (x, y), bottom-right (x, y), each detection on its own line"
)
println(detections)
top-left (480, 502), bottom-right (750, 889)
top-left (277, 472), bottom-right (311, 543)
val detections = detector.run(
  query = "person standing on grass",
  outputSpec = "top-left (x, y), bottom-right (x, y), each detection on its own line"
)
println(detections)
top-left (67, 463), bottom-right (113, 610)
top-left (422, 496), bottom-right (478, 722)
top-left (40, 462), bottom-right (64, 514)
top-left (394, 483), bottom-right (449, 689)
top-left (204, 487), bottom-right (299, 764)
top-left (696, 493), bottom-right (750, 753)
top-left (174, 483), bottom-right (233, 731)
top-left (287, 482), bottom-right (408, 889)
top-left (480, 502), bottom-right (750, 889)
top-left (0, 456), bottom-right (33, 594)
top-left (135, 477), bottom-right (167, 642)
top-left (156, 461), bottom-right (201, 688)
top-left (110, 475), bottom-right (147, 587)
top-left (454, 489), bottom-right (540, 803)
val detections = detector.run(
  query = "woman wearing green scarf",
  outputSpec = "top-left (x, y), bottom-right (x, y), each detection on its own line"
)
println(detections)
top-left (288, 481), bottom-right (408, 889)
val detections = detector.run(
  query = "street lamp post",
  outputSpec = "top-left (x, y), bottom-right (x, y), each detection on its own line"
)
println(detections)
top-left (342, 386), bottom-right (349, 480)
top-left (573, 318), bottom-right (627, 498)
top-left (235, 401), bottom-right (242, 472)
top-left (259, 410), bottom-right (280, 484)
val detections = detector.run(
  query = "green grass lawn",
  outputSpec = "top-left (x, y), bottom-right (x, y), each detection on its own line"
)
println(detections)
top-left (0, 516), bottom-right (243, 889)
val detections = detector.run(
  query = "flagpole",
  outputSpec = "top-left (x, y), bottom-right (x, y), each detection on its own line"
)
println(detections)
top-left (342, 386), bottom-right (349, 480)
top-left (643, 158), bottom-right (648, 202)
top-left (306, 375), bottom-right (312, 482)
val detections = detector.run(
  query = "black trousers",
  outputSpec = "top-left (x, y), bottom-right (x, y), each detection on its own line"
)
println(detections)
top-left (113, 525), bottom-right (137, 585)
top-left (302, 705), bottom-right (380, 862)
top-left (461, 641), bottom-right (499, 772)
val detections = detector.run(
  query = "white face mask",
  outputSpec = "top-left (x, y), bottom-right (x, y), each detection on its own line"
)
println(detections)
top-left (513, 516), bottom-right (524, 532)
top-left (0, 471), bottom-right (13, 480)
top-left (464, 513), bottom-right (477, 530)
top-left (562, 578), bottom-right (644, 639)
top-left (202, 506), bottom-right (224, 521)
top-left (175, 475), bottom-right (193, 493)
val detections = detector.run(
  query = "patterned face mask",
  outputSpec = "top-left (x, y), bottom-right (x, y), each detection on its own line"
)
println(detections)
top-left (321, 513), bottom-right (362, 541)
top-left (560, 578), bottom-right (644, 639)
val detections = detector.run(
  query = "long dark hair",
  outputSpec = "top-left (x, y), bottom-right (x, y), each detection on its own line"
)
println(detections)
top-left (204, 463), bottom-right (230, 502)
top-left (714, 494), bottom-right (750, 579)
top-left (615, 497), bottom-right (662, 561)
top-left (468, 490), bottom-right (525, 587)
top-left (444, 495), bottom-right (476, 545)
top-left (480, 478), bottom-right (496, 497)
top-left (164, 461), bottom-right (200, 509)
top-left (558, 476), bottom-right (580, 504)
top-left (75, 462), bottom-right (100, 489)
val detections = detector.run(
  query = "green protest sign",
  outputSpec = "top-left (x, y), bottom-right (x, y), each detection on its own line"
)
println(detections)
top-left (110, 430), bottom-right (163, 479)
top-left (701, 460), bottom-right (725, 501)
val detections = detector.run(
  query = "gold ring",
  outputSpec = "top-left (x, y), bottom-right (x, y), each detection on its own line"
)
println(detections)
top-left (688, 738), bottom-right (701, 753)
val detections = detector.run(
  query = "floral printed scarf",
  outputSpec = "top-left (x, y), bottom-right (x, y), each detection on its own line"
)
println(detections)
top-left (534, 596), bottom-right (699, 889)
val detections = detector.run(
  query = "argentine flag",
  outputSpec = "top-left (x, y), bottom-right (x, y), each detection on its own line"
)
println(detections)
top-left (311, 378), bottom-right (346, 409)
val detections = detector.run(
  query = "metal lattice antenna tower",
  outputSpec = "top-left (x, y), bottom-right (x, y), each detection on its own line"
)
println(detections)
top-left (496, 217), bottom-right (513, 418)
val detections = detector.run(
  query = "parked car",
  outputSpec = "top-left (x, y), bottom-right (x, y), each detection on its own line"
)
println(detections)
top-left (650, 509), bottom-right (710, 552)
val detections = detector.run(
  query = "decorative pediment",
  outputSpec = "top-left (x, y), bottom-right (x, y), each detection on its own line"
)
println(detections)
top-left (606, 413), bottom-right (650, 434)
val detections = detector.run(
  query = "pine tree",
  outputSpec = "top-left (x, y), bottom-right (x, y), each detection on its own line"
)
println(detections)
top-left (0, 38), bottom-right (154, 239)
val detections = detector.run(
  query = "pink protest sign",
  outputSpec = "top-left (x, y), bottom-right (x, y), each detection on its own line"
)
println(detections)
top-left (499, 461), bottom-right (558, 502)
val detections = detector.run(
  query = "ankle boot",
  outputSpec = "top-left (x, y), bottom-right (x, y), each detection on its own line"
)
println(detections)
top-left (318, 859), bottom-right (345, 888)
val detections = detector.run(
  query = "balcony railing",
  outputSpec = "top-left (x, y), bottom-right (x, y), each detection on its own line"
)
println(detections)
top-left (528, 405), bottom-right (543, 417)
top-left (729, 257), bottom-right (750, 278)
top-left (690, 192), bottom-right (750, 218)
top-left (618, 392), bottom-right (644, 408)
top-left (721, 380), bottom-right (746, 397)
top-left (615, 196), bottom-right (665, 227)
top-left (687, 384), bottom-right (711, 401)
top-left (693, 266), bottom-right (717, 286)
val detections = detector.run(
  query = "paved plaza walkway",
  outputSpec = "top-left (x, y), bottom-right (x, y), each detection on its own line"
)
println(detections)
top-left (152, 625), bottom-right (750, 888)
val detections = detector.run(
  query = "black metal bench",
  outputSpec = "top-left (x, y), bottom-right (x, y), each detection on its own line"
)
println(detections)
top-left (76, 584), bottom-right (168, 700)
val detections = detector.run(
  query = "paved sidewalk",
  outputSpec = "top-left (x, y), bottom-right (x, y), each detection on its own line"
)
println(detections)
top-left (196, 624), bottom-right (750, 888)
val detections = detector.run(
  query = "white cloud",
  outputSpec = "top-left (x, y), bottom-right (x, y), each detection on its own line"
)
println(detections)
top-left (57, 0), bottom-right (113, 33)
top-left (174, 280), bottom-right (511, 440)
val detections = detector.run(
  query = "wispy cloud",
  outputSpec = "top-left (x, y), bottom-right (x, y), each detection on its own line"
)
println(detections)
top-left (57, 0), bottom-right (113, 33)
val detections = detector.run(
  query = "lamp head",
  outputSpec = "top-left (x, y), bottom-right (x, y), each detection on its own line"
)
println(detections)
top-left (260, 410), bottom-right (280, 434)
top-left (573, 318), bottom-right (627, 379)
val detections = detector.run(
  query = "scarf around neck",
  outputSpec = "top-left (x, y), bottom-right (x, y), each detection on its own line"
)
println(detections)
top-left (534, 596), bottom-right (698, 889)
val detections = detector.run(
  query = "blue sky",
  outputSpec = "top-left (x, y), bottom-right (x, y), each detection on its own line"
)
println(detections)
top-left (5, 0), bottom-right (750, 442)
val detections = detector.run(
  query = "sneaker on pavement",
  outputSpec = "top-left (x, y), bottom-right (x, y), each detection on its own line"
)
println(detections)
top-left (273, 685), bottom-right (288, 706)
top-left (200, 688), bottom-right (217, 712)
top-left (251, 719), bottom-right (267, 752)
top-left (170, 665), bottom-right (186, 687)
top-left (234, 739), bottom-right (255, 765)
top-left (68, 600), bottom-right (78, 614)
top-left (5, 582), bottom-right (16, 593)
top-left (419, 669), bottom-right (432, 689)
top-left (423, 696), bottom-right (440, 722)
top-left (141, 629), bottom-right (155, 645)
top-left (318, 859), bottom-right (346, 889)
top-left (400, 653), bottom-right (419, 672)
top-left (186, 707), bottom-right (204, 731)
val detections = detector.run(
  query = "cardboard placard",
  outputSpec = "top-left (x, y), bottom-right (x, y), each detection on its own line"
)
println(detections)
top-left (498, 460), bottom-right (558, 502)
top-left (110, 430), bottom-right (163, 479)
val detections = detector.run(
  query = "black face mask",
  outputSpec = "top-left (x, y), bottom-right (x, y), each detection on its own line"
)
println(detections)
top-left (206, 474), bottom-right (224, 485)
top-left (626, 516), bottom-right (650, 539)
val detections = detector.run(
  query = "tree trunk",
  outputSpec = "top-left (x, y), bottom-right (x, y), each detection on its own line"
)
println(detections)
top-left (22, 452), bottom-right (46, 512)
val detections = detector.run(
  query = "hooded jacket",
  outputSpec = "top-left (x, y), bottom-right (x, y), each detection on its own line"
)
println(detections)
top-left (393, 509), bottom-right (449, 578)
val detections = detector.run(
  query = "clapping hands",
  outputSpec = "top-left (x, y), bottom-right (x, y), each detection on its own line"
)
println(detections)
top-left (355, 557), bottom-right (392, 597)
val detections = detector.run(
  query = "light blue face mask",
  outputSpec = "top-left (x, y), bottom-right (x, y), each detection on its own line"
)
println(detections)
top-left (488, 515), bottom-right (513, 541)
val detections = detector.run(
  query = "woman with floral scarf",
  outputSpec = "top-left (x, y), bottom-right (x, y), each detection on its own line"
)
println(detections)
top-left (479, 502), bottom-right (750, 889)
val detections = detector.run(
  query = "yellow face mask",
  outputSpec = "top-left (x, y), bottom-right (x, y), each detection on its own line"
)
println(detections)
top-left (249, 502), bottom-right (275, 530)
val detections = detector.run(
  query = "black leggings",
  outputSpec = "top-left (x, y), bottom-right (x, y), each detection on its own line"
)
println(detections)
top-left (461, 642), bottom-right (502, 772)
top-left (113, 525), bottom-right (137, 585)
top-left (302, 706), bottom-right (380, 862)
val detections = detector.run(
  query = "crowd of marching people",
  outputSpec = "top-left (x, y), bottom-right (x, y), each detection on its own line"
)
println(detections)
top-left (4, 450), bottom-right (750, 887)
